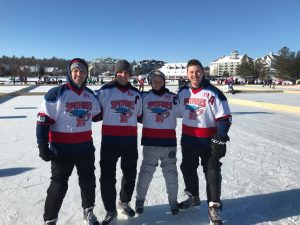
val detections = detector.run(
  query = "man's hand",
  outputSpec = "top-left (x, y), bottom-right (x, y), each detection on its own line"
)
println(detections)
top-left (38, 145), bottom-right (54, 162)
top-left (211, 135), bottom-right (229, 159)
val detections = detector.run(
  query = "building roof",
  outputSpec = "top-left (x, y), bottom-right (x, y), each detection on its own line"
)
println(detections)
top-left (211, 50), bottom-right (253, 64)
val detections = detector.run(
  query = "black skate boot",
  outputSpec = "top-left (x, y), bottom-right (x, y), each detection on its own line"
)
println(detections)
top-left (178, 191), bottom-right (200, 209)
top-left (117, 200), bottom-right (135, 217)
top-left (170, 201), bottom-right (179, 215)
top-left (101, 210), bottom-right (118, 225)
top-left (208, 202), bottom-right (223, 225)
top-left (83, 206), bottom-right (100, 225)
top-left (135, 199), bottom-right (144, 214)
top-left (44, 218), bottom-right (57, 225)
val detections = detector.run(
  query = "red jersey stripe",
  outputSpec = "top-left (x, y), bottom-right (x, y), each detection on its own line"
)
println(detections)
top-left (49, 130), bottom-right (92, 143)
top-left (102, 124), bottom-right (137, 136)
top-left (142, 128), bottom-right (176, 138)
top-left (182, 124), bottom-right (217, 138)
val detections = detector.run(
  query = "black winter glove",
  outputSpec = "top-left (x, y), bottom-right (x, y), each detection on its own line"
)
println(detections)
top-left (38, 145), bottom-right (54, 162)
top-left (211, 135), bottom-right (230, 159)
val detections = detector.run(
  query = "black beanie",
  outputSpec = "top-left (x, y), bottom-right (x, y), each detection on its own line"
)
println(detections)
top-left (114, 60), bottom-right (131, 75)
top-left (148, 70), bottom-right (165, 85)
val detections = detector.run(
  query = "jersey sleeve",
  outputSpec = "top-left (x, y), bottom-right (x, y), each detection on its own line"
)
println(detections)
top-left (36, 87), bottom-right (62, 146)
top-left (212, 92), bottom-right (232, 137)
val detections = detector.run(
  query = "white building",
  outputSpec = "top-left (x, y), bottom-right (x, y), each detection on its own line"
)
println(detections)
top-left (210, 50), bottom-right (251, 77)
top-left (20, 65), bottom-right (39, 73)
top-left (159, 63), bottom-right (187, 80)
top-left (255, 52), bottom-right (278, 75)
top-left (45, 67), bottom-right (59, 74)
top-left (90, 57), bottom-right (118, 75)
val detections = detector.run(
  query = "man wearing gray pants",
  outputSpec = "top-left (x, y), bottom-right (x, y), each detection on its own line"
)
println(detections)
top-left (135, 70), bottom-right (179, 215)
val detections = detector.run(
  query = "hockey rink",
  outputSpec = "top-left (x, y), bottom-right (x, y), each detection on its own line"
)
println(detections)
top-left (0, 85), bottom-right (300, 225)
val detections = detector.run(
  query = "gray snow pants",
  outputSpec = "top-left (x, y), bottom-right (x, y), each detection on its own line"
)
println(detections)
top-left (136, 146), bottom-right (178, 204)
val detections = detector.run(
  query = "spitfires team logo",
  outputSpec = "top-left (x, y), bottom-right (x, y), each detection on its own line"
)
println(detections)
top-left (114, 107), bottom-right (133, 123)
top-left (111, 100), bottom-right (134, 123)
top-left (66, 102), bottom-right (92, 127)
top-left (150, 107), bottom-right (170, 123)
top-left (185, 105), bottom-right (203, 120)
top-left (184, 98), bottom-right (206, 120)
top-left (148, 101), bottom-right (172, 123)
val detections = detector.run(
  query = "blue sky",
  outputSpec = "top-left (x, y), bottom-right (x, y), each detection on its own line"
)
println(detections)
top-left (0, 0), bottom-right (299, 66)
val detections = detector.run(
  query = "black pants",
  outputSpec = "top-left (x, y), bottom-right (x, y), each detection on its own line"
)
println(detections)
top-left (100, 145), bottom-right (138, 212)
top-left (180, 145), bottom-right (222, 204)
top-left (43, 149), bottom-right (96, 221)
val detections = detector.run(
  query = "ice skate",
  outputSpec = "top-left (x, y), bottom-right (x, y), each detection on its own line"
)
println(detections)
top-left (208, 202), bottom-right (223, 225)
top-left (83, 206), bottom-right (100, 225)
top-left (101, 210), bottom-right (118, 225)
top-left (117, 200), bottom-right (135, 217)
top-left (170, 201), bottom-right (179, 215)
top-left (178, 191), bottom-right (200, 209)
top-left (44, 218), bottom-right (57, 225)
top-left (135, 199), bottom-right (144, 214)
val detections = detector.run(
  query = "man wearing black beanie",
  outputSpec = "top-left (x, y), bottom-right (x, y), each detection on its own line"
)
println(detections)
top-left (96, 60), bottom-right (142, 225)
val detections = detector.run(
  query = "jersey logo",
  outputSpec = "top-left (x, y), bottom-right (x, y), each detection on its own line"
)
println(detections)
top-left (148, 101), bottom-right (172, 123)
top-left (203, 92), bottom-right (210, 97)
top-left (184, 98), bottom-right (206, 120)
top-left (37, 115), bottom-right (46, 123)
top-left (68, 109), bottom-right (91, 127)
top-left (66, 102), bottom-right (92, 127)
top-left (185, 105), bottom-right (203, 120)
top-left (114, 107), bottom-right (133, 123)
top-left (150, 107), bottom-right (170, 123)
top-left (111, 100), bottom-right (134, 123)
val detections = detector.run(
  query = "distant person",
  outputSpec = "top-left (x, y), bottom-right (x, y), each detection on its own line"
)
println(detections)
top-left (36, 58), bottom-right (101, 225)
top-left (96, 60), bottom-right (142, 225)
top-left (227, 77), bottom-right (234, 94)
top-left (178, 77), bottom-right (184, 88)
top-left (267, 78), bottom-right (273, 88)
top-left (135, 70), bottom-right (179, 215)
top-left (177, 76), bottom-right (187, 92)
top-left (177, 59), bottom-right (232, 225)
top-left (19, 75), bottom-right (23, 84)
top-left (138, 78), bottom-right (144, 91)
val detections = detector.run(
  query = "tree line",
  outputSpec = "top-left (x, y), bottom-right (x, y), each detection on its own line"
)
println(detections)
top-left (2, 47), bottom-right (300, 82)
top-left (236, 47), bottom-right (300, 82)
top-left (0, 55), bottom-right (69, 77)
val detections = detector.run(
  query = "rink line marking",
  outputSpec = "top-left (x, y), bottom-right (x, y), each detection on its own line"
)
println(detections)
top-left (283, 90), bottom-right (300, 94)
top-left (228, 98), bottom-right (300, 115)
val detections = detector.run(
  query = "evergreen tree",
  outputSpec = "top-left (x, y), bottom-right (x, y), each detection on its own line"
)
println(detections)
top-left (272, 47), bottom-right (296, 80)
top-left (255, 59), bottom-right (268, 81)
top-left (236, 56), bottom-right (257, 82)
top-left (293, 51), bottom-right (300, 80)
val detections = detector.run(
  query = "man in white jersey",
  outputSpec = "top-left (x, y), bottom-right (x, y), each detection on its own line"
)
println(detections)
top-left (177, 59), bottom-right (232, 225)
top-left (36, 58), bottom-right (101, 225)
top-left (135, 70), bottom-right (179, 215)
top-left (96, 60), bottom-right (142, 225)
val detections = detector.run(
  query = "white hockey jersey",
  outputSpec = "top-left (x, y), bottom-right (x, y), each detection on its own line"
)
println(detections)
top-left (97, 82), bottom-right (142, 146)
top-left (141, 89), bottom-right (179, 147)
top-left (177, 80), bottom-right (231, 147)
top-left (36, 84), bottom-right (101, 156)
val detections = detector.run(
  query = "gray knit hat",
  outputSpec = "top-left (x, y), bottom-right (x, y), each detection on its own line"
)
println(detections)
top-left (70, 60), bottom-right (88, 75)
top-left (114, 60), bottom-right (131, 75)
top-left (148, 70), bottom-right (165, 84)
